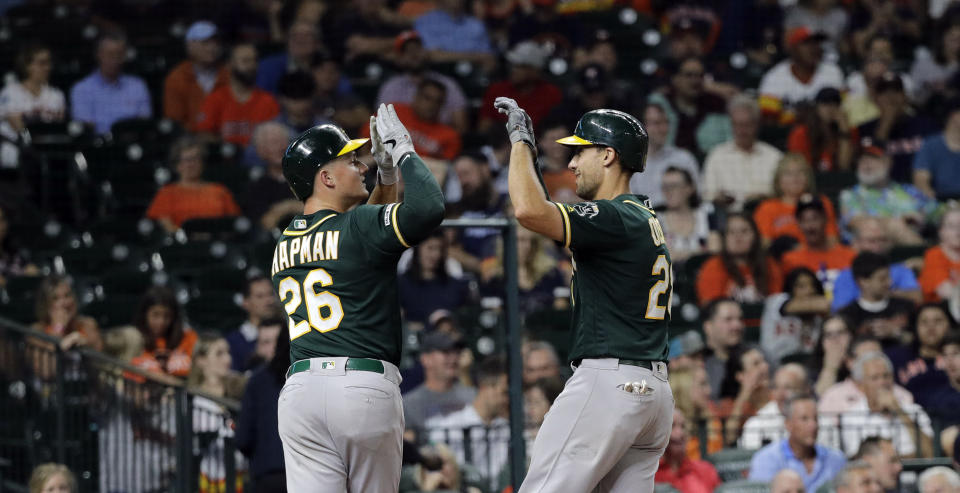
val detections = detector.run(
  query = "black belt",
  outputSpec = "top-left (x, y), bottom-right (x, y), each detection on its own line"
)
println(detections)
top-left (573, 359), bottom-right (664, 370)
top-left (286, 358), bottom-right (385, 379)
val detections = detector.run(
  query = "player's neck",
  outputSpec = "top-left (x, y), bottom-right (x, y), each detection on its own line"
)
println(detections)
top-left (304, 195), bottom-right (354, 215)
top-left (593, 171), bottom-right (632, 201)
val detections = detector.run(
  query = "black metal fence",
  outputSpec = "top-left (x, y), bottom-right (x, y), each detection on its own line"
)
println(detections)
top-left (0, 316), bottom-right (240, 493)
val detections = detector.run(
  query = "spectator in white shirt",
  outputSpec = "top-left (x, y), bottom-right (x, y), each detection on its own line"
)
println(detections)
top-left (702, 94), bottom-right (783, 209)
top-left (629, 102), bottom-right (700, 207)
top-left (837, 351), bottom-right (933, 458)
top-left (0, 43), bottom-right (66, 168)
top-left (740, 363), bottom-right (812, 449)
top-left (759, 27), bottom-right (844, 116)
top-left (426, 356), bottom-right (510, 492)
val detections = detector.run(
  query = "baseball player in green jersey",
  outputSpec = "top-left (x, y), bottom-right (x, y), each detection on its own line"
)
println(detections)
top-left (273, 103), bottom-right (445, 492)
top-left (494, 97), bottom-right (674, 493)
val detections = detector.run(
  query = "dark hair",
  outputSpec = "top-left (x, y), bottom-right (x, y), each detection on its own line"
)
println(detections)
top-left (851, 252), bottom-right (891, 281)
top-left (795, 195), bottom-right (827, 220)
top-left (417, 77), bottom-right (447, 98)
top-left (934, 18), bottom-right (960, 66)
top-left (527, 376), bottom-right (564, 405)
top-left (97, 30), bottom-right (127, 50)
top-left (259, 313), bottom-right (286, 329)
top-left (665, 56), bottom-right (703, 78)
top-left (797, 101), bottom-right (841, 168)
top-left (719, 345), bottom-right (762, 399)
top-left (849, 334), bottom-right (879, 358)
top-left (243, 274), bottom-right (271, 298)
top-left (268, 320), bottom-right (291, 386)
top-left (912, 302), bottom-right (956, 353)
top-left (15, 42), bottom-right (50, 81)
top-left (811, 315), bottom-right (853, 381)
top-left (719, 213), bottom-right (771, 295)
top-left (784, 267), bottom-right (824, 297)
top-left (133, 286), bottom-right (185, 352)
top-left (662, 166), bottom-right (701, 208)
top-left (941, 331), bottom-right (960, 352)
top-left (477, 355), bottom-right (507, 387)
top-left (854, 436), bottom-right (893, 460)
top-left (408, 230), bottom-right (449, 283)
top-left (702, 298), bottom-right (738, 323)
top-left (168, 135), bottom-right (207, 166)
top-left (278, 70), bottom-right (317, 100)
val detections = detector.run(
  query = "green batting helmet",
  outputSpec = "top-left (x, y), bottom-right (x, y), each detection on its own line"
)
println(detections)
top-left (556, 109), bottom-right (648, 172)
top-left (282, 124), bottom-right (370, 201)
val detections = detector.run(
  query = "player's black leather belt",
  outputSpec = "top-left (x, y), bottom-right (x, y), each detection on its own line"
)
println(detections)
top-left (286, 358), bottom-right (385, 378)
top-left (573, 359), bottom-right (665, 370)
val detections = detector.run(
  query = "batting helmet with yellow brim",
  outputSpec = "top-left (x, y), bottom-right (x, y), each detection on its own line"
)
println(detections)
top-left (556, 109), bottom-right (648, 172)
top-left (282, 124), bottom-right (370, 201)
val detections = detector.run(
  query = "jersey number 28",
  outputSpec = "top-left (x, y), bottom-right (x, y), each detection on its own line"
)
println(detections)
top-left (278, 268), bottom-right (345, 340)
top-left (646, 218), bottom-right (672, 320)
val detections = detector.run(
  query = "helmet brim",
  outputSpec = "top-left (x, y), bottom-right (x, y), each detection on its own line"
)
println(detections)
top-left (336, 138), bottom-right (371, 157)
top-left (555, 135), bottom-right (595, 146)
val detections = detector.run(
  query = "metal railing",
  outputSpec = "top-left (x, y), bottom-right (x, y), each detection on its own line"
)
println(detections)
top-left (0, 316), bottom-right (240, 493)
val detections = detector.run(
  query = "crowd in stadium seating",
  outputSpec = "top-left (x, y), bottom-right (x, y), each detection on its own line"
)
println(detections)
top-left (3, 0), bottom-right (960, 492)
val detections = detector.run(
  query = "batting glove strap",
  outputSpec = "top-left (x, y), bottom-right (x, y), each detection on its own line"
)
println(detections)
top-left (378, 164), bottom-right (398, 185)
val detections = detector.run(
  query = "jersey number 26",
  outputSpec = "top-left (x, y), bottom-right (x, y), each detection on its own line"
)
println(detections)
top-left (278, 268), bottom-right (345, 340)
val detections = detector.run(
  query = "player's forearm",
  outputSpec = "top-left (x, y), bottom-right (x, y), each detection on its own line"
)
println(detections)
top-left (509, 143), bottom-right (564, 241)
top-left (368, 181), bottom-right (398, 205)
top-left (396, 152), bottom-right (445, 242)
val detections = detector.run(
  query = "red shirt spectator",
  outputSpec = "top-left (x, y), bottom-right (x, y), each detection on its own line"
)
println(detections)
top-left (655, 410), bottom-right (722, 493)
top-left (918, 208), bottom-right (960, 302)
top-left (754, 194), bottom-right (839, 245)
top-left (163, 21), bottom-right (228, 129)
top-left (782, 244), bottom-right (856, 273)
top-left (479, 42), bottom-right (561, 128)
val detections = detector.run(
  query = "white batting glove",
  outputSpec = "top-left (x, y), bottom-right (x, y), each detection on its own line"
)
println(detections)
top-left (375, 103), bottom-right (415, 164)
top-left (370, 115), bottom-right (397, 185)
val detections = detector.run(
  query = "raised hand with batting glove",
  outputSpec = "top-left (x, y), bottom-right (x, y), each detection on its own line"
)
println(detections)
top-left (370, 115), bottom-right (398, 185)
top-left (375, 103), bottom-right (416, 164)
top-left (494, 96), bottom-right (536, 155)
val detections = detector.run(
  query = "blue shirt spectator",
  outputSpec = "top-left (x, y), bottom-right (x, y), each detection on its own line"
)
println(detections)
top-left (749, 439), bottom-right (847, 493)
top-left (913, 133), bottom-right (960, 199)
top-left (70, 33), bottom-right (152, 134)
top-left (831, 263), bottom-right (919, 311)
top-left (414, 9), bottom-right (493, 54)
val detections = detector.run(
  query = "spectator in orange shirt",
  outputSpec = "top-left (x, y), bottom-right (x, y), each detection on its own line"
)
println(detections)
top-left (787, 87), bottom-right (855, 172)
top-left (754, 153), bottom-right (840, 247)
top-left (781, 195), bottom-right (857, 285)
top-left (697, 212), bottom-right (783, 305)
top-left (361, 78), bottom-right (461, 160)
top-left (131, 286), bottom-right (198, 378)
top-left (146, 136), bottom-right (242, 232)
top-left (195, 42), bottom-right (279, 147)
top-left (919, 206), bottom-right (960, 302)
top-left (163, 21), bottom-right (228, 129)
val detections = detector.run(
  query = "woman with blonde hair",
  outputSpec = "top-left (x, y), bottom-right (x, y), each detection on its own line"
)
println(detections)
top-left (32, 274), bottom-right (101, 351)
top-left (753, 153), bottom-right (840, 246)
top-left (28, 463), bottom-right (75, 493)
top-left (669, 365), bottom-right (722, 459)
top-left (480, 225), bottom-right (568, 315)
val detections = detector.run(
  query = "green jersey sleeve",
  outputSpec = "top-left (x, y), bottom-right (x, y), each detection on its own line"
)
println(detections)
top-left (349, 203), bottom-right (410, 257)
top-left (553, 200), bottom-right (629, 250)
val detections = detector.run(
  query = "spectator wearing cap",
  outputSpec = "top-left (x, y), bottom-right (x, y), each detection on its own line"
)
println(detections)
top-left (839, 145), bottom-right (935, 246)
top-left (918, 206), bottom-right (960, 302)
top-left (256, 21), bottom-right (321, 94)
top-left (361, 78), bottom-right (461, 160)
top-left (748, 394), bottom-right (847, 492)
top-left (759, 268), bottom-right (829, 367)
top-left (783, 0), bottom-right (848, 50)
top-left (855, 73), bottom-right (938, 183)
top-left (835, 351), bottom-right (933, 458)
top-left (787, 87), bottom-right (855, 172)
top-left (478, 41), bottom-right (562, 131)
top-left (663, 7), bottom-right (720, 61)
top-left (843, 37), bottom-right (916, 128)
top-left (647, 57), bottom-right (729, 157)
top-left (668, 330), bottom-right (706, 372)
top-left (781, 195), bottom-right (857, 286)
top-left (164, 21), bottom-right (228, 130)
top-left (403, 331), bottom-right (477, 436)
top-left (413, 0), bottom-right (496, 71)
top-left (243, 122), bottom-right (303, 230)
top-left (376, 31), bottom-right (469, 134)
top-left (547, 63), bottom-right (627, 127)
top-left (70, 31), bottom-right (152, 134)
top-left (758, 27), bottom-right (844, 120)
top-left (913, 98), bottom-right (960, 199)
top-left (701, 94), bottom-right (783, 209)
top-left (273, 70), bottom-right (324, 135)
top-left (195, 42), bottom-right (279, 147)
top-left (753, 153), bottom-right (840, 247)
top-left (653, 409), bottom-right (721, 493)
top-left (831, 217), bottom-right (921, 312)
top-left (629, 102), bottom-right (700, 207)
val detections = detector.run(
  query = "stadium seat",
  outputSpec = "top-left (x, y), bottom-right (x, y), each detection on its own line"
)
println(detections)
top-left (191, 264), bottom-right (251, 295)
top-left (88, 216), bottom-right (168, 248)
top-left (185, 291), bottom-right (246, 332)
top-left (98, 262), bottom-right (159, 296)
top-left (706, 448), bottom-right (757, 482)
top-left (56, 243), bottom-right (143, 278)
top-left (158, 240), bottom-right (247, 273)
top-left (714, 480), bottom-right (769, 493)
top-left (180, 216), bottom-right (253, 242)
top-left (83, 295), bottom-right (140, 329)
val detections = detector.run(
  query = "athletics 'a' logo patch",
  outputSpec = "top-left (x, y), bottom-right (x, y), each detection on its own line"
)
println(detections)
top-left (572, 202), bottom-right (599, 218)
top-left (293, 219), bottom-right (307, 229)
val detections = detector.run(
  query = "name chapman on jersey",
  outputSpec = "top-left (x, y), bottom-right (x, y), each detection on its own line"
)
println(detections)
top-left (271, 229), bottom-right (341, 276)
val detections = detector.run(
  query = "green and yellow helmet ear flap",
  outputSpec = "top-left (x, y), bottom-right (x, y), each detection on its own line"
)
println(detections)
top-left (282, 125), bottom-right (371, 201)
top-left (556, 109), bottom-right (649, 172)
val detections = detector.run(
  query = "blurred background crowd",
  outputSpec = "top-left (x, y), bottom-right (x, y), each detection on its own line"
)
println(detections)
top-left (2, 0), bottom-right (960, 492)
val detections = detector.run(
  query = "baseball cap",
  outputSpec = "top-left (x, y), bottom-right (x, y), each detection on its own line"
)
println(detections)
top-left (785, 26), bottom-right (827, 49)
top-left (875, 72), bottom-right (905, 93)
top-left (814, 87), bottom-right (842, 105)
top-left (394, 30), bottom-right (421, 53)
top-left (428, 309), bottom-right (455, 330)
top-left (795, 193), bottom-right (826, 219)
top-left (419, 331), bottom-right (465, 353)
top-left (185, 21), bottom-right (218, 42)
top-left (668, 331), bottom-right (706, 360)
top-left (579, 63), bottom-right (607, 93)
top-left (506, 41), bottom-right (549, 70)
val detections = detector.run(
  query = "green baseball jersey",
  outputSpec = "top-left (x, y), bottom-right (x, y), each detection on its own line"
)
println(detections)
top-left (553, 194), bottom-right (672, 362)
top-left (270, 202), bottom-right (411, 366)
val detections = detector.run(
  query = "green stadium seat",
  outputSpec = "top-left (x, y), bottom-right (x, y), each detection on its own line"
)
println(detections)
top-left (714, 480), bottom-right (768, 493)
top-left (84, 295), bottom-right (140, 329)
top-left (706, 448), bottom-right (757, 482)
top-left (158, 241), bottom-right (246, 273)
top-left (98, 263), bottom-right (158, 296)
top-left (192, 264), bottom-right (250, 295)
top-left (185, 291), bottom-right (246, 332)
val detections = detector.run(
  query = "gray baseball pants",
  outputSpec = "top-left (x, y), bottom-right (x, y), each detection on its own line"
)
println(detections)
top-left (278, 357), bottom-right (404, 493)
top-left (519, 358), bottom-right (673, 493)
